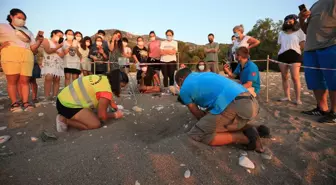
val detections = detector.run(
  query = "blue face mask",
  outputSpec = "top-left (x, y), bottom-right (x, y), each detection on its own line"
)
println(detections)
top-left (234, 32), bottom-right (240, 38)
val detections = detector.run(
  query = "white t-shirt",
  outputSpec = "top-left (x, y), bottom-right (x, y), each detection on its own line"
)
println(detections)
top-left (124, 47), bottom-right (131, 54)
top-left (278, 29), bottom-right (306, 55)
top-left (0, 23), bottom-right (36, 49)
top-left (160, 40), bottom-right (178, 62)
top-left (232, 35), bottom-right (251, 53)
top-left (63, 40), bottom-right (80, 70)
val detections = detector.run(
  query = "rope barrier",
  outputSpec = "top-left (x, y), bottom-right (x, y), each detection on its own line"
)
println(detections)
top-left (269, 59), bottom-right (336, 71)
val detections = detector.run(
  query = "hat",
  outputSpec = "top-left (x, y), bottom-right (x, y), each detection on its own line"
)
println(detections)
top-left (284, 14), bottom-right (298, 21)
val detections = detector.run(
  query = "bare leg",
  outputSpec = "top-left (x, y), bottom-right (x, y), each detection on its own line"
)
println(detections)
top-left (313, 90), bottom-right (329, 112)
top-left (209, 132), bottom-right (249, 146)
top-left (59, 109), bottom-right (101, 130)
top-left (290, 63), bottom-right (302, 103)
top-left (44, 74), bottom-right (53, 98)
top-left (6, 74), bottom-right (20, 104)
top-left (30, 78), bottom-right (38, 100)
top-left (64, 73), bottom-right (71, 87)
top-left (19, 75), bottom-right (30, 103)
top-left (330, 91), bottom-right (336, 112)
top-left (279, 64), bottom-right (290, 100)
top-left (52, 76), bottom-right (60, 97)
top-left (72, 74), bottom-right (79, 82)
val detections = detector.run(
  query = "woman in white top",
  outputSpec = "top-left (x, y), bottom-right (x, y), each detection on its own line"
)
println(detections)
top-left (63, 29), bottom-right (82, 86)
top-left (160, 29), bottom-right (178, 88)
top-left (79, 36), bottom-right (92, 76)
top-left (0, 9), bottom-right (43, 112)
top-left (232, 24), bottom-right (260, 60)
top-left (277, 14), bottom-right (306, 105)
top-left (41, 30), bottom-right (65, 101)
top-left (120, 37), bottom-right (132, 73)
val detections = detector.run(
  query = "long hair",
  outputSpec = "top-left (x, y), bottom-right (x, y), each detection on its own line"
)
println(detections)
top-left (111, 30), bottom-right (124, 53)
top-left (106, 69), bottom-right (129, 97)
top-left (195, 61), bottom-right (207, 72)
top-left (282, 15), bottom-right (300, 32)
top-left (80, 36), bottom-right (92, 50)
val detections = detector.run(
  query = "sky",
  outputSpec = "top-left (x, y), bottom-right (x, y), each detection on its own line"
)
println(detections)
top-left (0, 0), bottom-right (316, 44)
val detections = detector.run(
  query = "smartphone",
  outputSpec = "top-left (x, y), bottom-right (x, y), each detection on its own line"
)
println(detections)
top-left (38, 30), bottom-right (44, 37)
top-left (58, 37), bottom-right (64, 44)
top-left (299, 4), bottom-right (307, 12)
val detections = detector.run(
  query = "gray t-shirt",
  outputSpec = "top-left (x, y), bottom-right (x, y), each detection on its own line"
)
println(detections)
top-left (204, 42), bottom-right (219, 62)
top-left (305, 0), bottom-right (336, 51)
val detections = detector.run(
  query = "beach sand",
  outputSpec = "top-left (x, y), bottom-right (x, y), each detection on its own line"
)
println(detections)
top-left (0, 72), bottom-right (335, 185)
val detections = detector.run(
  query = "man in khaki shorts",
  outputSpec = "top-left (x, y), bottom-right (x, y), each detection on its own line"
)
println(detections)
top-left (176, 68), bottom-right (265, 152)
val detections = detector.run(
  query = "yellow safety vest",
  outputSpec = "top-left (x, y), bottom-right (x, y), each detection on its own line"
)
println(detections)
top-left (58, 75), bottom-right (112, 109)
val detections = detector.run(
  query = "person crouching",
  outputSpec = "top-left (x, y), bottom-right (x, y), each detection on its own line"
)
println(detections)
top-left (137, 65), bottom-right (161, 93)
top-left (55, 69), bottom-right (129, 132)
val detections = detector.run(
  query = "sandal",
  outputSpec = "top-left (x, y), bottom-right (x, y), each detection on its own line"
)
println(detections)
top-left (10, 102), bottom-right (22, 112)
top-left (22, 102), bottom-right (34, 111)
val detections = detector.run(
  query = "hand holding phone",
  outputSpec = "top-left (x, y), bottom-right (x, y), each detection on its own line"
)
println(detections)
top-left (58, 37), bottom-right (64, 44)
top-left (298, 4), bottom-right (311, 21)
top-left (299, 4), bottom-right (307, 12)
top-left (38, 30), bottom-right (44, 37)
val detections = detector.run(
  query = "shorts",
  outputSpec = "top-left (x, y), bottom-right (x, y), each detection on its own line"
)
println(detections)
top-left (278, 49), bottom-right (303, 64)
top-left (304, 45), bottom-right (336, 90)
top-left (32, 63), bottom-right (41, 78)
top-left (56, 98), bottom-right (82, 119)
top-left (64, 68), bottom-right (81, 75)
top-left (187, 92), bottom-right (259, 144)
top-left (0, 46), bottom-right (34, 76)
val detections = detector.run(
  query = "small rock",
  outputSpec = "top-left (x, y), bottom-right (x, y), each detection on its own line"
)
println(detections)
top-left (155, 106), bottom-right (164, 111)
top-left (184, 169), bottom-right (191, 178)
top-left (0, 104), bottom-right (4, 110)
top-left (261, 164), bottom-right (265, 170)
top-left (261, 153), bottom-right (272, 160)
top-left (31, 137), bottom-right (38, 142)
top-left (37, 178), bottom-right (41, 181)
top-left (94, 157), bottom-right (96, 161)
top-left (132, 106), bottom-right (143, 112)
top-left (134, 121), bottom-right (137, 125)
top-left (240, 151), bottom-right (248, 156)
top-left (166, 118), bottom-right (169, 121)
top-left (135, 180), bottom-right (140, 185)
top-left (171, 151), bottom-right (175, 154)
top-left (0, 126), bottom-right (7, 131)
top-left (180, 164), bottom-right (186, 167)
top-left (25, 122), bottom-right (28, 124)
top-left (103, 126), bottom-right (107, 128)
top-left (38, 113), bottom-right (44, 117)
top-left (184, 124), bottom-right (188, 129)
top-left (16, 132), bottom-right (22, 135)
top-left (28, 159), bottom-right (31, 162)
top-left (274, 110), bottom-right (280, 118)
top-left (239, 156), bottom-right (255, 169)
top-left (117, 105), bottom-right (124, 110)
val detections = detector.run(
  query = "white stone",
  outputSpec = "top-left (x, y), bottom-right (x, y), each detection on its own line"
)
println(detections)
top-left (261, 153), bottom-right (272, 160)
top-left (135, 180), bottom-right (140, 185)
top-left (180, 164), bottom-right (186, 167)
top-left (38, 113), bottom-right (44, 117)
top-left (31, 137), bottom-right (38, 142)
top-left (239, 156), bottom-right (255, 169)
top-left (184, 169), bottom-right (191, 178)
top-left (132, 106), bottom-right (143, 112)
top-left (240, 151), bottom-right (248, 156)
top-left (16, 132), bottom-right (22, 135)
top-left (0, 126), bottom-right (7, 131)
top-left (0, 104), bottom-right (4, 110)
top-left (117, 105), bottom-right (124, 110)
top-left (155, 106), bottom-right (164, 111)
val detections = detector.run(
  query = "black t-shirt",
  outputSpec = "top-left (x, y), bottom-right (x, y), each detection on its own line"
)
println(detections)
top-left (132, 46), bottom-right (148, 63)
top-left (89, 45), bottom-right (109, 73)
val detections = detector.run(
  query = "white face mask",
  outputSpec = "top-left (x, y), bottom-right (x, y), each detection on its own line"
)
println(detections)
top-left (76, 36), bottom-right (82, 41)
top-left (198, 65), bottom-right (205, 71)
top-left (166, 36), bottom-right (173, 41)
top-left (67, 35), bottom-right (74, 41)
top-left (54, 36), bottom-right (60, 42)
top-left (141, 66), bottom-right (148, 72)
top-left (96, 41), bottom-right (102, 46)
top-left (13, 18), bottom-right (26, 27)
top-left (85, 41), bottom-right (90, 47)
top-left (138, 41), bottom-right (144, 46)
top-left (122, 42), bottom-right (128, 47)
top-left (150, 37), bottom-right (155, 41)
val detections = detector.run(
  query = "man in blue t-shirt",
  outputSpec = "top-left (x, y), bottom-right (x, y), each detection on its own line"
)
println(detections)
top-left (224, 47), bottom-right (260, 97)
top-left (175, 68), bottom-right (266, 152)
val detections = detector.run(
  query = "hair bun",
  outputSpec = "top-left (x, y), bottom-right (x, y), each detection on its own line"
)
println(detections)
top-left (6, 14), bottom-right (11, 23)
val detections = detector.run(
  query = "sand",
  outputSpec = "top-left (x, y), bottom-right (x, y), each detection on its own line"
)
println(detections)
top-left (0, 72), bottom-right (335, 185)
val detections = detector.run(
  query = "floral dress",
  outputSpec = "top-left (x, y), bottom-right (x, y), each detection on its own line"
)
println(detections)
top-left (41, 39), bottom-right (64, 77)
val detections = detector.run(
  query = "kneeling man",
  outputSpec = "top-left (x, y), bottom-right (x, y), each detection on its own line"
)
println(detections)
top-left (176, 68), bottom-right (264, 152)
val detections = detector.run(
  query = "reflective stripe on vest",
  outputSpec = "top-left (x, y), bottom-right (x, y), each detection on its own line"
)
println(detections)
top-left (68, 77), bottom-right (94, 108)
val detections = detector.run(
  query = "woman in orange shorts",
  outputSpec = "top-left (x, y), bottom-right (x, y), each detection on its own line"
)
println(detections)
top-left (0, 9), bottom-right (43, 112)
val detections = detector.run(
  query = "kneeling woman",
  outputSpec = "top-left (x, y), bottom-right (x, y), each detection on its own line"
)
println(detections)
top-left (137, 65), bottom-right (161, 93)
top-left (56, 69), bottom-right (129, 131)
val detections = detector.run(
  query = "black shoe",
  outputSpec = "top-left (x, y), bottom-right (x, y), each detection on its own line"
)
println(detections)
top-left (302, 107), bottom-right (327, 116)
top-left (318, 112), bottom-right (336, 123)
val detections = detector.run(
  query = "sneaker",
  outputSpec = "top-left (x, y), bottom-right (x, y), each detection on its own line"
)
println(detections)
top-left (318, 112), bottom-right (336, 123)
top-left (278, 97), bottom-right (291, 102)
top-left (302, 107), bottom-right (327, 116)
top-left (56, 114), bottom-right (68, 132)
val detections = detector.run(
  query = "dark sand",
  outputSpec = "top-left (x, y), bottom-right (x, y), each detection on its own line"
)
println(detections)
top-left (0, 72), bottom-right (335, 185)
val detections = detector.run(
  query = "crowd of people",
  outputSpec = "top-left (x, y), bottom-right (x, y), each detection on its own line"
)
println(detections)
top-left (0, 0), bottom-right (335, 152)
